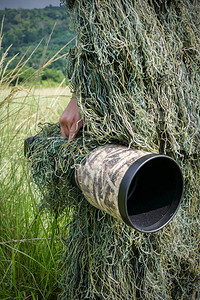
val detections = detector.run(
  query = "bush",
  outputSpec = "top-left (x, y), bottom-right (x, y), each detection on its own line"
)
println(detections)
top-left (40, 68), bottom-right (65, 86)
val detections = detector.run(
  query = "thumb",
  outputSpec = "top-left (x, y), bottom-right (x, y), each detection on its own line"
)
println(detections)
top-left (68, 123), bottom-right (78, 142)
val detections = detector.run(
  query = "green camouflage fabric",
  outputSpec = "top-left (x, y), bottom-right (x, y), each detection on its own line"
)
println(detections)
top-left (30, 1), bottom-right (200, 299)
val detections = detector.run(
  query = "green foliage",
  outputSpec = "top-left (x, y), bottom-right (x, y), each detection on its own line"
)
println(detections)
top-left (0, 17), bottom-right (72, 298)
top-left (3, 67), bottom-right (36, 85)
top-left (0, 85), bottom-right (71, 299)
top-left (40, 68), bottom-right (65, 85)
top-left (0, 6), bottom-right (75, 83)
top-left (4, 67), bottom-right (65, 86)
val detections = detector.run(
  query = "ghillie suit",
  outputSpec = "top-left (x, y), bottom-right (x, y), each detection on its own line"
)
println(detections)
top-left (29, 0), bottom-right (200, 299)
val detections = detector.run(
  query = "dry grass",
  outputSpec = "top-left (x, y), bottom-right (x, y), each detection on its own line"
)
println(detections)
top-left (0, 15), bottom-right (73, 299)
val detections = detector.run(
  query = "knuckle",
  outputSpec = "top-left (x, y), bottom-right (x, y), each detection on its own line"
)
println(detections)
top-left (69, 127), bottom-right (76, 134)
top-left (59, 116), bottom-right (68, 125)
top-left (59, 116), bottom-right (64, 124)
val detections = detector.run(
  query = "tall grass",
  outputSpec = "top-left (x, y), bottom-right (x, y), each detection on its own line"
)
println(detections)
top-left (0, 18), bottom-right (72, 299)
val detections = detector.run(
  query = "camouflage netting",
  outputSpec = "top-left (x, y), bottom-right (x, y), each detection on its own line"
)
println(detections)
top-left (28, 0), bottom-right (200, 299)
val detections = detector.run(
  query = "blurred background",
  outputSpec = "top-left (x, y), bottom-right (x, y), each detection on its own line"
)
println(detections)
top-left (0, 0), bottom-right (75, 86)
top-left (0, 0), bottom-right (60, 10)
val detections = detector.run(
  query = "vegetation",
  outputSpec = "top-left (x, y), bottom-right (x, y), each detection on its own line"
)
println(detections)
top-left (0, 86), bottom-right (72, 299)
top-left (0, 17), bottom-right (72, 298)
top-left (0, 6), bottom-right (75, 86)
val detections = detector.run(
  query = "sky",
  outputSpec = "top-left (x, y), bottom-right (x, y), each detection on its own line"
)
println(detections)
top-left (0, 0), bottom-right (60, 10)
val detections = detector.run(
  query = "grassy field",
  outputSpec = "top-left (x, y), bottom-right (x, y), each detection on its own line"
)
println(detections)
top-left (0, 85), bottom-right (71, 299)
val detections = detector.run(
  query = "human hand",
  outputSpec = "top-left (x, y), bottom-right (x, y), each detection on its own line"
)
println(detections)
top-left (59, 94), bottom-right (83, 141)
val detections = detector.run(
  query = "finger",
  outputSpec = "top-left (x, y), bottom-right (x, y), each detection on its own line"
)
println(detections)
top-left (68, 120), bottom-right (83, 141)
top-left (60, 125), bottom-right (68, 138)
top-left (68, 123), bottom-right (77, 141)
top-left (68, 122), bottom-right (80, 141)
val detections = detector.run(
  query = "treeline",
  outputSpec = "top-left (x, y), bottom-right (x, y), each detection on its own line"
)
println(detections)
top-left (0, 6), bottom-right (75, 85)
